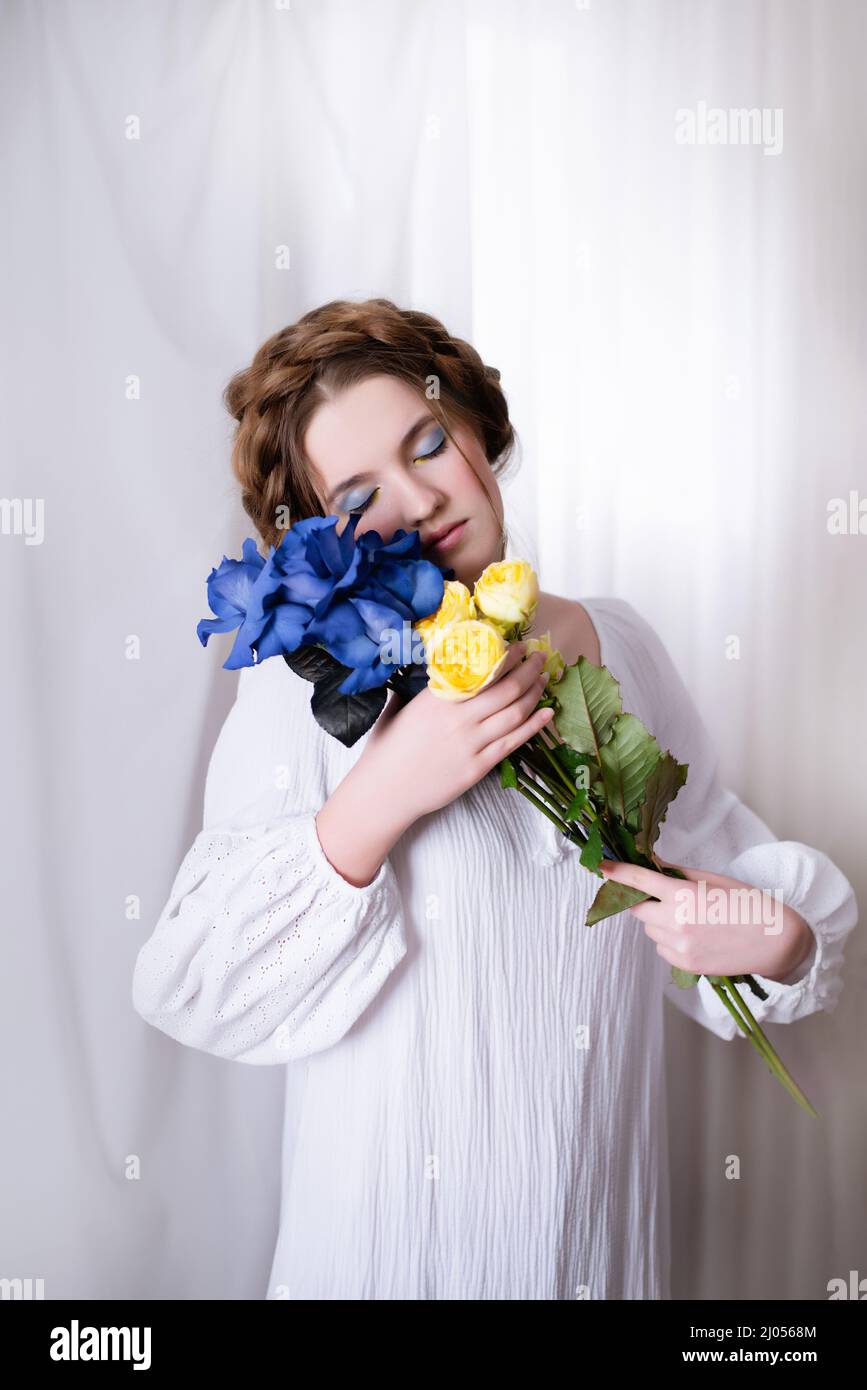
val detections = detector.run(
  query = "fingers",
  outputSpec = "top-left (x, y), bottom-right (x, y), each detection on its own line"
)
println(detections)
top-left (476, 702), bottom-right (555, 771)
top-left (476, 654), bottom-right (547, 739)
top-left (493, 639), bottom-right (533, 682)
top-left (487, 638), bottom-right (529, 687)
top-left (652, 853), bottom-right (693, 878)
top-left (476, 645), bottom-right (547, 718)
top-left (599, 860), bottom-right (677, 898)
top-left (477, 682), bottom-right (554, 764)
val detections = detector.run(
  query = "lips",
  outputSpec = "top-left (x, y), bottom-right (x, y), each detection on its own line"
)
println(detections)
top-left (425, 520), bottom-right (467, 552)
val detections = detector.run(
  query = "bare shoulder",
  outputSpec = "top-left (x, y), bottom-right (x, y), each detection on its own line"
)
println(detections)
top-left (533, 592), bottom-right (601, 667)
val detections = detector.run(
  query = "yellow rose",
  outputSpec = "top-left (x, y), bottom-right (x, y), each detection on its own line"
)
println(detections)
top-left (413, 579), bottom-right (476, 652)
top-left (473, 560), bottom-right (539, 633)
top-left (426, 618), bottom-right (509, 701)
top-left (525, 631), bottom-right (565, 686)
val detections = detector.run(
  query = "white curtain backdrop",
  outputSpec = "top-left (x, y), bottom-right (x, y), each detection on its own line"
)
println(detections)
top-left (2, 0), bottom-right (863, 1300)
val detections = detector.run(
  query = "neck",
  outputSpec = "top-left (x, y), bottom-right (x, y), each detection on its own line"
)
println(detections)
top-left (525, 590), bottom-right (558, 638)
top-left (525, 590), bottom-right (599, 667)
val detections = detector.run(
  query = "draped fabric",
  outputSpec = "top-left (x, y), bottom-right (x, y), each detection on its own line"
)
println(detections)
top-left (2, 0), bottom-right (863, 1299)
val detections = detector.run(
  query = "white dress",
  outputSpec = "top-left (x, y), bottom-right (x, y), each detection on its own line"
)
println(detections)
top-left (132, 597), bottom-right (859, 1300)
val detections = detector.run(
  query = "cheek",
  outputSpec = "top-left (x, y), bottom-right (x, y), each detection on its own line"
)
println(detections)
top-left (446, 450), bottom-right (496, 512)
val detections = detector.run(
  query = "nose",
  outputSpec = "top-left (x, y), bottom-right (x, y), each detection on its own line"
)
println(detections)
top-left (396, 468), bottom-right (445, 530)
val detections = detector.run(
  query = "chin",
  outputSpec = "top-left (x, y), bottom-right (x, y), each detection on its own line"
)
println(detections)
top-left (429, 524), bottom-right (499, 590)
top-left (451, 553), bottom-right (493, 591)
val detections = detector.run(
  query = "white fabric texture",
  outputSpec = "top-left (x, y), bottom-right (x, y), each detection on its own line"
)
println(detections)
top-left (132, 596), bottom-right (858, 1299)
top-left (4, 0), bottom-right (865, 1306)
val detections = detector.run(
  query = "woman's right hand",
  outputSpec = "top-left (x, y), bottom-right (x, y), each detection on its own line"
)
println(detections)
top-left (357, 641), bottom-right (554, 825)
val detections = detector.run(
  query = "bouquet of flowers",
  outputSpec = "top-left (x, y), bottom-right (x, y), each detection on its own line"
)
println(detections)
top-left (197, 514), bottom-right (817, 1116)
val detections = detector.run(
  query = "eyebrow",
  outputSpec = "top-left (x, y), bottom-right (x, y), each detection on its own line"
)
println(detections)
top-left (324, 414), bottom-right (436, 508)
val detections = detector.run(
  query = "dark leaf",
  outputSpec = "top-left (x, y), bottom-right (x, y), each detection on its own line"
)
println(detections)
top-left (634, 753), bottom-right (689, 858)
top-left (309, 665), bottom-right (387, 747)
top-left (283, 643), bottom-right (337, 684)
top-left (388, 663), bottom-right (429, 702)
top-left (585, 879), bottom-right (652, 925)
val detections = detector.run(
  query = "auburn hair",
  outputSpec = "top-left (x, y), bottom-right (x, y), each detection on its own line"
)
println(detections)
top-left (222, 297), bottom-right (518, 552)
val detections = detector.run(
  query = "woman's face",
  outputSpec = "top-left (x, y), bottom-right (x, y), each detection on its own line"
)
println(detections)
top-left (304, 374), bottom-right (504, 588)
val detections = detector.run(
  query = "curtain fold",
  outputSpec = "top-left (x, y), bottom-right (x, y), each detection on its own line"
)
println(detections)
top-left (1, 0), bottom-right (862, 1300)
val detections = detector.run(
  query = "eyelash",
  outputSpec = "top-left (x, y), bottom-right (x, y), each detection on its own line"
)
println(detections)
top-left (344, 432), bottom-right (448, 516)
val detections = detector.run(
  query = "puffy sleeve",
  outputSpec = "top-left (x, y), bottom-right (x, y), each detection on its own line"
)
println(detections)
top-left (131, 657), bottom-right (408, 1064)
top-left (602, 598), bottom-right (859, 1042)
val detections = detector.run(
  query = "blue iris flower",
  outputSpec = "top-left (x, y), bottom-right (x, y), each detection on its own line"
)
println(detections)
top-left (196, 513), bottom-right (453, 695)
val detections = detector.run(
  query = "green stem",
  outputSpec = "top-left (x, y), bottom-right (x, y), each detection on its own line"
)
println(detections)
top-left (513, 774), bottom-right (577, 839)
top-left (517, 752), bottom-right (576, 816)
top-left (708, 981), bottom-right (783, 1080)
top-left (532, 726), bottom-right (621, 857)
top-left (515, 769), bottom-right (582, 841)
top-left (513, 772), bottom-right (606, 865)
top-left (530, 731), bottom-right (579, 800)
top-left (516, 756), bottom-right (591, 839)
top-left (518, 748), bottom-right (615, 856)
top-left (526, 744), bottom-right (621, 859)
top-left (709, 977), bottom-right (818, 1118)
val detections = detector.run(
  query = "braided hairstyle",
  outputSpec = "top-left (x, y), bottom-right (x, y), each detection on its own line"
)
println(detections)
top-left (222, 297), bottom-right (518, 552)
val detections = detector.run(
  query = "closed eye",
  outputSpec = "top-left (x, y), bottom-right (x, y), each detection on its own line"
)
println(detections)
top-left (343, 425), bottom-right (448, 516)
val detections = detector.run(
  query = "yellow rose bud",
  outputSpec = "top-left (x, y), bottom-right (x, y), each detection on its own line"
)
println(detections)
top-left (413, 579), bottom-right (476, 651)
top-left (426, 618), bottom-right (509, 702)
top-left (473, 560), bottom-right (539, 631)
top-left (525, 631), bottom-right (565, 685)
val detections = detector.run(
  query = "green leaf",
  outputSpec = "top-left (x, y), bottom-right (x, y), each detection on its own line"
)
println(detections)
top-left (546, 739), bottom-right (601, 799)
top-left (564, 788), bottom-right (588, 820)
top-left (634, 753), bottom-right (689, 857)
top-left (670, 966), bottom-right (700, 989)
top-left (550, 742), bottom-right (582, 777)
top-left (598, 713), bottom-right (661, 819)
top-left (585, 880), bottom-right (652, 926)
top-left (700, 972), bottom-right (768, 1003)
top-left (553, 657), bottom-right (623, 759)
top-left (613, 821), bottom-right (640, 860)
top-left (499, 755), bottom-right (518, 788)
top-left (578, 822), bottom-right (603, 871)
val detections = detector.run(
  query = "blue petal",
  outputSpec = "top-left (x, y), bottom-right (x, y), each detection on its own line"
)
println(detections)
top-left (271, 602), bottom-right (314, 652)
top-left (196, 614), bottom-right (239, 646)
top-left (250, 619), bottom-right (294, 663)
top-left (222, 623), bottom-right (259, 669)
top-left (328, 632), bottom-right (379, 669)
top-left (305, 595), bottom-right (364, 642)
top-left (275, 568), bottom-right (333, 607)
top-left (360, 575), bottom-right (418, 622)
top-left (337, 659), bottom-right (391, 696)
top-left (352, 595), bottom-right (407, 641)
top-left (207, 552), bottom-right (265, 618)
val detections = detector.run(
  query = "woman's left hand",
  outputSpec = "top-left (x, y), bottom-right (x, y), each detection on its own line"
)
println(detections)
top-left (598, 857), bottom-right (814, 980)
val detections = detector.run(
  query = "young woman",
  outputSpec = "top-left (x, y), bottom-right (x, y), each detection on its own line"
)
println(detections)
top-left (133, 297), bottom-right (858, 1300)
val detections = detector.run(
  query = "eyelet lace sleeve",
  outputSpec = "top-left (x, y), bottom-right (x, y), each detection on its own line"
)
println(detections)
top-left (132, 660), bottom-right (408, 1064)
top-left (598, 599), bottom-right (859, 1043)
